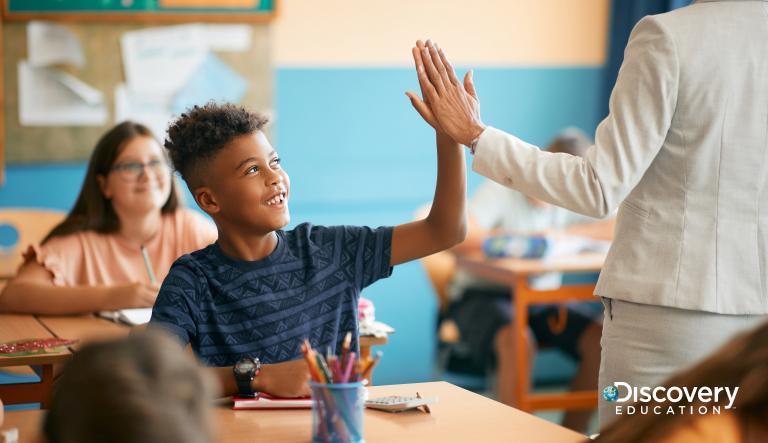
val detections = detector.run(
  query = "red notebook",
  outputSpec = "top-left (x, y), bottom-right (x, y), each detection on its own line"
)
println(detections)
top-left (232, 393), bottom-right (313, 410)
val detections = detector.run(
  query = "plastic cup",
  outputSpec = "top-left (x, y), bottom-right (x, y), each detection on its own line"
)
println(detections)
top-left (310, 381), bottom-right (365, 443)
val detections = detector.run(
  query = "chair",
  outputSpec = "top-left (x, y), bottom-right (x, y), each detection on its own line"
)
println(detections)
top-left (415, 205), bottom-right (491, 390)
top-left (0, 209), bottom-right (66, 281)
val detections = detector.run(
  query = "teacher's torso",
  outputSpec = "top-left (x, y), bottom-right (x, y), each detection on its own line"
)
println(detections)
top-left (596, 0), bottom-right (768, 314)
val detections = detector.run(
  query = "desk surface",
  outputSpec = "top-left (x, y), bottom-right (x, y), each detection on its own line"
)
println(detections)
top-left (456, 251), bottom-right (605, 282)
top-left (35, 314), bottom-right (131, 350)
top-left (2, 381), bottom-right (586, 443)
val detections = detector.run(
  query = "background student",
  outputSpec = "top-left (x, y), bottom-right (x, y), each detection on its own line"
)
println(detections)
top-left (0, 121), bottom-right (217, 314)
top-left (150, 102), bottom-right (466, 398)
top-left (446, 129), bottom-right (606, 432)
top-left (43, 330), bottom-right (216, 443)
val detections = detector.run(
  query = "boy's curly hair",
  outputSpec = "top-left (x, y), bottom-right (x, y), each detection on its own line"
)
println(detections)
top-left (164, 102), bottom-right (269, 188)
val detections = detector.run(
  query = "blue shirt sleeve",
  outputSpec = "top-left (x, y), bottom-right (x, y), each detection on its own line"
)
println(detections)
top-left (338, 225), bottom-right (394, 289)
top-left (149, 257), bottom-right (201, 347)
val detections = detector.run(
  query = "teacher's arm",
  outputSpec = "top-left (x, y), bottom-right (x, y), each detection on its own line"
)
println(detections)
top-left (416, 15), bottom-right (679, 218)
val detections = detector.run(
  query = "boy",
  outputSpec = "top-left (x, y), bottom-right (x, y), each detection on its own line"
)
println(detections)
top-left (150, 103), bottom-right (466, 397)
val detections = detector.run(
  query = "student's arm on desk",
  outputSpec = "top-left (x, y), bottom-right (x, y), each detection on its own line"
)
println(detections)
top-left (208, 359), bottom-right (311, 398)
top-left (0, 261), bottom-right (158, 314)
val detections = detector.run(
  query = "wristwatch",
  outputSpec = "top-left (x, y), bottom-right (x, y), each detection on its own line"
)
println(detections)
top-left (467, 134), bottom-right (481, 155)
top-left (466, 125), bottom-right (487, 155)
top-left (233, 356), bottom-right (261, 398)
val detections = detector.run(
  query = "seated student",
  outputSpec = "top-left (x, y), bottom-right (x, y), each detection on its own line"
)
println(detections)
top-left (594, 320), bottom-right (768, 443)
top-left (0, 122), bottom-right (217, 314)
top-left (150, 102), bottom-right (466, 398)
top-left (446, 129), bottom-right (611, 432)
top-left (43, 330), bottom-right (216, 443)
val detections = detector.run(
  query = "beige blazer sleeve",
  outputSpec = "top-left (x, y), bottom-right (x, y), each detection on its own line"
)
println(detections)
top-left (472, 15), bottom-right (679, 218)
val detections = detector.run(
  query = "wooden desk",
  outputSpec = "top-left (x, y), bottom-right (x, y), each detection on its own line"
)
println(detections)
top-left (36, 315), bottom-right (130, 350)
top-left (0, 315), bottom-right (70, 408)
top-left (455, 251), bottom-right (605, 413)
top-left (2, 381), bottom-right (586, 443)
top-left (1, 314), bottom-right (389, 407)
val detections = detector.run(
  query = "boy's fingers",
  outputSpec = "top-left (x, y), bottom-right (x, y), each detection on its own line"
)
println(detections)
top-left (406, 92), bottom-right (437, 127)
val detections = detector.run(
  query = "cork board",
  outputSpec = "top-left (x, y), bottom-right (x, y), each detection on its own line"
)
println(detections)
top-left (2, 21), bottom-right (272, 163)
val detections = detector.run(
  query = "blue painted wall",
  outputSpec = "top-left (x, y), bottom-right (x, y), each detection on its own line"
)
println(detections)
top-left (0, 66), bottom-right (605, 385)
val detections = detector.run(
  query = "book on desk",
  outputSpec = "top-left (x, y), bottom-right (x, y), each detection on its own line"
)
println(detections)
top-left (97, 308), bottom-right (153, 326)
top-left (232, 393), bottom-right (312, 410)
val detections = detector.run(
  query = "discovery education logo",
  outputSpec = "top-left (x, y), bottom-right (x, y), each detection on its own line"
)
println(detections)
top-left (602, 382), bottom-right (738, 416)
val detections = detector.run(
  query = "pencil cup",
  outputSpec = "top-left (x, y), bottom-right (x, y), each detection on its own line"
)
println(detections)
top-left (310, 381), bottom-right (365, 443)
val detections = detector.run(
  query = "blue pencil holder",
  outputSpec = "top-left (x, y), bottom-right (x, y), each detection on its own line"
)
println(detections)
top-left (310, 381), bottom-right (366, 443)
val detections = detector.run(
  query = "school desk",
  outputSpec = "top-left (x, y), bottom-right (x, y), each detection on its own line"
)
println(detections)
top-left (454, 250), bottom-right (605, 413)
top-left (1, 381), bottom-right (586, 443)
top-left (0, 315), bottom-right (70, 408)
top-left (0, 314), bottom-right (389, 406)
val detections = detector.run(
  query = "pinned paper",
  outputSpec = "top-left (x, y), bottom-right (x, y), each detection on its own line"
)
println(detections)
top-left (121, 25), bottom-right (208, 95)
top-left (115, 84), bottom-right (174, 140)
top-left (172, 53), bottom-right (247, 114)
top-left (27, 21), bottom-right (85, 68)
top-left (19, 61), bottom-right (107, 126)
top-left (203, 24), bottom-right (252, 52)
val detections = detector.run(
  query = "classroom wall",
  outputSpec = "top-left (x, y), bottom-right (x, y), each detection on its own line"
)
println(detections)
top-left (0, 0), bottom-right (611, 385)
top-left (272, 0), bottom-right (610, 385)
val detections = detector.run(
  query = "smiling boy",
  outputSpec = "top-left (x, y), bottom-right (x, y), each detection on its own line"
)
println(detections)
top-left (150, 103), bottom-right (466, 397)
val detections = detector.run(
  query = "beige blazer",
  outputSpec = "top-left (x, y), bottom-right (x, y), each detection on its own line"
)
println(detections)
top-left (472, 0), bottom-right (768, 314)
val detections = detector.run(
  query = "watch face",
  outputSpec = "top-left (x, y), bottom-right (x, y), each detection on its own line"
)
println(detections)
top-left (234, 358), bottom-right (259, 377)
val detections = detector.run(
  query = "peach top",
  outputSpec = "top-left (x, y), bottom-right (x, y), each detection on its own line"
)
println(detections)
top-left (24, 209), bottom-right (217, 287)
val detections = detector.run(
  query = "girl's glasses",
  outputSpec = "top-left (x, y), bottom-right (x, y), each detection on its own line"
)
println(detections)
top-left (111, 159), bottom-right (168, 181)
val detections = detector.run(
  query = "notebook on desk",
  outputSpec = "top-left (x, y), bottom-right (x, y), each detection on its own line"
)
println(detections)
top-left (232, 393), bottom-right (313, 410)
top-left (97, 308), bottom-right (153, 325)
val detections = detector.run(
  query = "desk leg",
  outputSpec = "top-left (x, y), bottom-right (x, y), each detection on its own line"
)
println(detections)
top-left (0, 364), bottom-right (54, 407)
top-left (360, 344), bottom-right (374, 385)
top-left (37, 364), bottom-right (54, 409)
top-left (514, 275), bottom-right (532, 412)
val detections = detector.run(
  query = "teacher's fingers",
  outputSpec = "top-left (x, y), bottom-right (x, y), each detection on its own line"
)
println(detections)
top-left (464, 69), bottom-right (478, 100)
top-left (412, 46), bottom-right (439, 103)
top-left (435, 43), bottom-right (460, 86)
top-left (420, 41), bottom-right (445, 95)
top-left (426, 42), bottom-right (451, 88)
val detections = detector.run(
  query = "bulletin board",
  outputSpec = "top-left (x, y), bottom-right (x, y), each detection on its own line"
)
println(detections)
top-left (3, 0), bottom-right (278, 23)
top-left (0, 3), bottom-right (275, 166)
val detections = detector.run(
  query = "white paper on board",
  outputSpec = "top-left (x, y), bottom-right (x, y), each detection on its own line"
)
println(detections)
top-left (203, 24), bottom-right (252, 52)
top-left (120, 24), bottom-right (208, 95)
top-left (27, 21), bottom-right (85, 68)
top-left (115, 83), bottom-right (174, 140)
top-left (19, 61), bottom-right (107, 126)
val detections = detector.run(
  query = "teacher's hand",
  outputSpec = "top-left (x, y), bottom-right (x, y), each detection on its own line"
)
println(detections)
top-left (407, 40), bottom-right (486, 146)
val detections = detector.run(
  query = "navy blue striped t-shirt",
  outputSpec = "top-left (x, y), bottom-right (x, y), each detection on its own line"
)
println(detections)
top-left (149, 222), bottom-right (393, 367)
